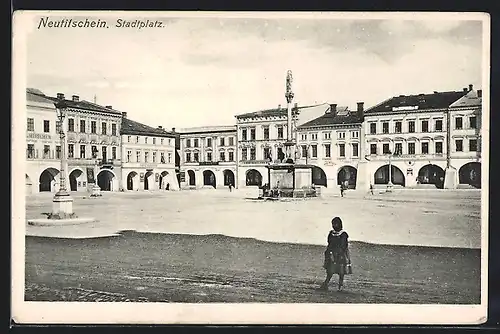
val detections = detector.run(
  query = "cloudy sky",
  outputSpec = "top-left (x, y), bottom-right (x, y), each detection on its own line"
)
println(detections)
top-left (22, 13), bottom-right (485, 129)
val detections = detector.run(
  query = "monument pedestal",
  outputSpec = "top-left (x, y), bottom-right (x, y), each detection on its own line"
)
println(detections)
top-left (355, 160), bottom-right (370, 193)
top-left (90, 183), bottom-right (102, 197)
top-left (444, 167), bottom-right (457, 189)
top-left (50, 191), bottom-right (76, 219)
top-left (264, 163), bottom-right (317, 198)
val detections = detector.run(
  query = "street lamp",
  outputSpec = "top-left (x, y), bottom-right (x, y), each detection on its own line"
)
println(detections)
top-left (387, 142), bottom-right (394, 192)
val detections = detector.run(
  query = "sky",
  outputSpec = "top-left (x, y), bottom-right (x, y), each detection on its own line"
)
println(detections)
top-left (23, 13), bottom-right (485, 129)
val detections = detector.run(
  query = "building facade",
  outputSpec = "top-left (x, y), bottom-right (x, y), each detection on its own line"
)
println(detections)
top-left (235, 103), bottom-right (330, 188)
top-left (295, 103), bottom-right (364, 190)
top-left (120, 116), bottom-right (178, 191)
top-left (178, 126), bottom-right (237, 189)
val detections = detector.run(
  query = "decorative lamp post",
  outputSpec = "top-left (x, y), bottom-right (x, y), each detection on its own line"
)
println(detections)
top-left (387, 142), bottom-right (394, 192)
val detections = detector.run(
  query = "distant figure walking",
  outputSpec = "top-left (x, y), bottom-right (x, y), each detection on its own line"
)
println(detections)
top-left (229, 183), bottom-right (233, 192)
top-left (320, 217), bottom-right (352, 291)
top-left (166, 183), bottom-right (170, 191)
top-left (369, 184), bottom-right (374, 195)
top-left (340, 183), bottom-right (345, 197)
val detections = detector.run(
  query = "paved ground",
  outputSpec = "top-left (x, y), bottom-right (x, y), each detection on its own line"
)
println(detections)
top-left (22, 188), bottom-right (483, 303)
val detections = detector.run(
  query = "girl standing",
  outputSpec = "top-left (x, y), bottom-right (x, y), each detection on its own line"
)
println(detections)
top-left (320, 217), bottom-right (351, 291)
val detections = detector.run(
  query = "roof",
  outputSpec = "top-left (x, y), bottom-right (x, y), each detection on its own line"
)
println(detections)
top-left (178, 125), bottom-right (237, 134)
top-left (449, 89), bottom-right (482, 108)
top-left (27, 90), bottom-right (55, 105)
top-left (45, 96), bottom-right (123, 115)
top-left (27, 88), bottom-right (46, 95)
top-left (121, 117), bottom-right (176, 137)
top-left (365, 90), bottom-right (468, 114)
top-left (235, 103), bottom-right (325, 119)
top-left (298, 107), bottom-right (362, 129)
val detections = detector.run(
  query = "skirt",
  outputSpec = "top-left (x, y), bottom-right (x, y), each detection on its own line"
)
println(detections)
top-left (323, 251), bottom-right (351, 274)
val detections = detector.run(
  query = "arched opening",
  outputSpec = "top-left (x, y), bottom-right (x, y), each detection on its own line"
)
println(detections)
top-left (26, 174), bottom-right (33, 195)
top-left (312, 166), bottom-right (327, 187)
top-left (144, 171), bottom-right (154, 190)
top-left (69, 169), bottom-right (83, 191)
top-left (203, 170), bottom-right (216, 188)
top-left (127, 171), bottom-right (138, 190)
top-left (223, 169), bottom-right (235, 187)
top-left (374, 165), bottom-right (405, 187)
top-left (418, 164), bottom-right (445, 189)
top-left (337, 166), bottom-right (357, 189)
top-left (39, 168), bottom-right (59, 192)
top-left (246, 169), bottom-right (262, 187)
top-left (97, 169), bottom-right (115, 191)
top-left (159, 171), bottom-right (171, 190)
top-left (187, 170), bottom-right (196, 186)
top-left (459, 162), bottom-right (481, 188)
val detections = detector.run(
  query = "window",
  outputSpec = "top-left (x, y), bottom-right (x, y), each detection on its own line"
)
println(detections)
top-left (383, 143), bottom-right (390, 154)
top-left (68, 118), bottom-right (75, 132)
top-left (264, 147), bottom-right (271, 160)
top-left (470, 116), bottom-right (477, 129)
top-left (68, 144), bottom-right (74, 158)
top-left (408, 121), bottom-right (415, 133)
top-left (127, 136), bottom-right (131, 143)
top-left (408, 142), bottom-right (415, 155)
top-left (421, 120), bottom-right (429, 133)
top-left (160, 152), bottom-right (165, 163)
top-left (160, 138), bottom-right (164, 145)
top-left (153, 138), bottom-right (156, 145)
top-left (80, 145), bottom-right (86, 159)
top-left (250, 148), bottom-right (256, 160)
top-left (186, 152), bottom-right (191, 162)
top-left (394, 143), bottom-right (403, 155)
top-left (220, 137), bottom-right (225, 146)
top-left (455, 117), bottom-right (463, 130)
top-left (395, 121), bottom-right (402, 133)
top-left (194, 139), bottom-right (199, 147)
top-left (112, 123), bottom-right (117, 136)
top-left (220, 151), bottom-right (225, 161)
top-left (207, 138), bottom-right (212, 147)
top-left (136, 136), bottom-right (139, 143)
top-left (337, 132), bottom-right (345, 140)
top-left (145, 137), bottom-right (148, 144)
top-left (136, 150), bottom-right (141, 162)
top-left (127, 150), bottom-right (132, 162)
top-left (27, 144), bottom-right (35, 158)
top-left (435, 119), bottom-right (443, 131)
top-left (229, 137), bottom-right (234, 146)
top-left (56, 120), bottom-right (62, 134)
top-left (168, 152), bottom-right (172, 163)
top-left (101, 122), bottom-right (107, 135)
top-left (263, 127), bottom-right (269, 140)
top-left (312, 145), bottom-right (318, 158)
top-left (370, 144), bottom-right (377, 155)
top-left (323, 132), bottom-right (331, 140)
top-left (301, 145), bottom-right (308, 158)
top-left (207, 152), bottom-right (212, 161)
top-left (144, 151), bottom-right (149, 162)
top-left (370, 123), bottom-right (376, 134)
top-left (250, 129), bottom-right (256, 140)
top-left (338, 144), bottom-right (345, 157)
top-left (242, 148), bottom-right (248, 160)
top-left (91, 121), bottom-right (97, 134)
top-left (301, 134), bottom-right (307, 141)
top-left (152, 151), bottom-right (156, 163)
top-left (102, 146), bottom-right (107, 161)
top-left (455, 139), bottom-right (463, 152)
top-left (229, 151), bottom-right (234, 161)
top-left (421, 142), bottom-right (429, 154)
top-left (91, 145), bottom-right (98, 158)
top-left (27, 118), bottom-right (34, 131)
top-left (194, 152), bottom-right (199, 162)
top-left (351, 131), bottom-right (359, 138)
top-left (382, 122), bottom-right (389, 134)
top-left (435, 142), bottom-right (443, 154)
top-left (186, 139), bottom-right (191, 148)
top-left (311, 133), bottom-right (318, 140)
top-left (56, 145), bottom-right (61, 159)
top-left (242, 129), bottom-right (247, 140)
top-left (80, 120), bottom-right (86, 133)
top-left (352, 143), bottom-right (359, 157)
top-left (43, 120), bottom-right (50, 133)
top-left (43, 145), bottom-right (50, 159)
top-left (469, 139), bottom-right (478, 152)
top-left (325, 144), bottom-right (331, 158)
top-left (277, 126), bottom-right (283, 139)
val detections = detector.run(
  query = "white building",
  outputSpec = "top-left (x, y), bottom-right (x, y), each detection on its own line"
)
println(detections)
top-left (121, 116), bottom-right (179, 191)
top-left (178, 125), bottom-right (237, 189)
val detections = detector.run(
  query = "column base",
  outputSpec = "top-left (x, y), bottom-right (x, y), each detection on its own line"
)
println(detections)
top-left (90, 184), bottom-right (102, 197)
top-left (51, 193), bottom-right (77, 219)
top-left (444, 167), bottom-right (457, 189)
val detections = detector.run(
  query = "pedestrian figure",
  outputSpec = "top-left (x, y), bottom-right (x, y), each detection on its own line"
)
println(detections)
top-left (340, 183), bottom-right (345, 197)
top-left (166, 182), bottom-right (170, 191)
top-left (369, 183), bottom-right (374, 195)
top-left (320, 217), bottom-right (352, 291)
top-left (229, 183), bottom-right (233, 192)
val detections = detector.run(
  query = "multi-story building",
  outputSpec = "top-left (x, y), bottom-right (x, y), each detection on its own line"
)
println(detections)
top-left (295, 103), bottom-right (364, 189)
top-left (362, 86), bottom-right (475, 189)
top-left (178, 125), bottom-right (237, 189)
top-left (121, 116), bottom-right (179, 191)
top-left (235, 103), bottom-right (330, 188)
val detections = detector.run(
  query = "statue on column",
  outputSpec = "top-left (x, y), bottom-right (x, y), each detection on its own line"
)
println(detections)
top-left (285, 70), bottom-right (294, 103)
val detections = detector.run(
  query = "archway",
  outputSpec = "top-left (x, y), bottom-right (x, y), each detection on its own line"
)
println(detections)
top-left (127, 171), bottom-right (138, 190)
top-left (418, 164), bottom-right (445, 189)
top-left (144, 171), bottom-right (154, 190)
top-left (69, 169), bottom-right (84, 191)
top-left (203, 170), bottom-right (216, 188)
top-left (246, 169), bottom-right (262, 187)
top-left (223, 169), bottom-right (235, 186)
top-left (39, 168), bottom-right (59, 192)
top-left (97, 169), bottom-right (115, 191)
top-left (26, 174), bottom-right (33, 195)
top-left (187, 170), bottom-right (196, 186)
top-left (159, 171), bottom-right (171, 190)
top-left (312, 166), bottom-right (327, 187)
top-left (337, 166), bottom-right (357, 189)
top-left (459, 162), bottom-right (481, 188)
top-left (374, 165), bottom-right (405, 187)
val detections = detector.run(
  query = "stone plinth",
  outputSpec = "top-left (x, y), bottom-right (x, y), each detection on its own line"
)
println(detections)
top-left (90, 184), bottom-right (102, 197)
top-left (264, 163), bottom-right (318, 198)
top-left (51, 191), bottom-right (75, 219)
top-left (444, 167), bottom-right (458, 189)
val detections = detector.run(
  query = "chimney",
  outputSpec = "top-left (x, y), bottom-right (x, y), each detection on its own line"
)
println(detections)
top-left (463, 87), bottom-right (468, 92)
top-left (171, 127), bottom-right (176, 133)
top-left (121, 112), bottom-right (127, 118)
top-left (72, 95), bottom-right (79, 102)
top-left (278, 104), bottom-right (281, 110)
top-left (105, 105), bottom-right (113, 109)
top-left (329, 103), bottom-right (337, 114)
top-left (158, 126), bottom-right (163, 129)
top-left (357, 102), bottom-right (365, 120)
top-left (477, 90), bottom-right (482, 98)
top-left (469, 84), bottom-right (473, 91)
top-left (57, 93), bottom-right (65, 100)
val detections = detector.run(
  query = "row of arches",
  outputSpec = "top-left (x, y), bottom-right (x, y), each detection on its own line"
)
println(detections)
top-left (126, 171), bottom-right (173, 191)
top-left (186, 169), bottom-right (236, 188)
top-left (33, 168), bottom-right (116, 192)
